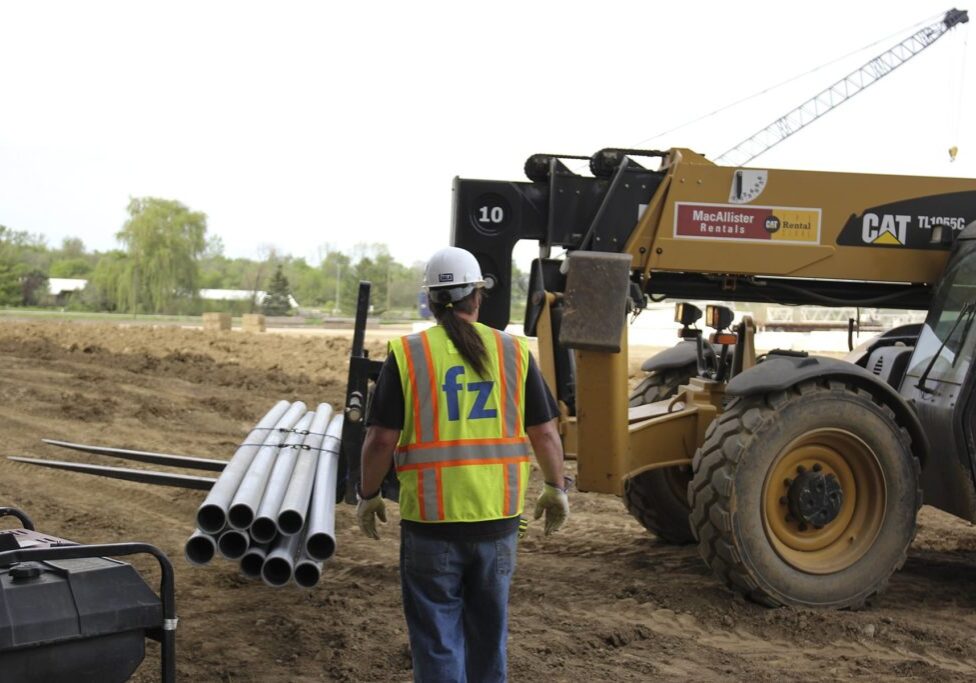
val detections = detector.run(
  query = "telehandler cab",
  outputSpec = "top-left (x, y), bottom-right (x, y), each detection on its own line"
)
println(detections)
top-left (448, 145), bottom-right (976, 608)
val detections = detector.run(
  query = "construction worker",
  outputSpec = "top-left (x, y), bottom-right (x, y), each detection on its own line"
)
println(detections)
top-left (357, 245), bottom-right (569, 683)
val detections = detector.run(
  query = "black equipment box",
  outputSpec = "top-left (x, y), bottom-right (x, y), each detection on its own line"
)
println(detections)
top-left (0, 508), bottom-right (173, 683)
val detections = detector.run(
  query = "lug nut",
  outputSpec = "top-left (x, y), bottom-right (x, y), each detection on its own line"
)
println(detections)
top-left (796, 465), bottom-right (806, 474)
top-left (812, 463), bottom-right (822, 472)
top-left (798, 522), bottom-right (808, 532)
top-left (784, 478), bottom-right (793, 487)
top-left (779, 496), bottom-right (788, 505)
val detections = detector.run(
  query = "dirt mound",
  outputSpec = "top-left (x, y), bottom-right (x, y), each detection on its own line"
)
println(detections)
top-left (1, 320), bottom-right (975, 681)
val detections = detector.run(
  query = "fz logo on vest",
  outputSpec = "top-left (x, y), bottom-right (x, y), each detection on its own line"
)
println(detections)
top-left (862, 213), bottom-right (909, 246)
top-left (442, 366), bottom-right (496, 421)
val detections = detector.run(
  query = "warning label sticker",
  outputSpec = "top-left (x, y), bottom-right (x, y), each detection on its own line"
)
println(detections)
top-left (674, 202), bottom-right (821, 245)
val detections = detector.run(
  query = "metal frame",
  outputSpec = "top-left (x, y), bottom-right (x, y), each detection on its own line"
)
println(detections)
top-left (0, 507), bottom-right (35, 531)
top-left (7, 457), bottom-right (217, 490)
top-left (41, 440), bottom-right (225, 471)
top-left (340, 281), bottom-right (386, 503)
top-left (537, 291), bottom-right (750, 495)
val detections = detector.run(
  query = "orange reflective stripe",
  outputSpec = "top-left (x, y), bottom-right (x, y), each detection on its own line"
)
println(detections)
top-left (399, 441), bottom-right (529, 465)
top-left (419, 332), bottom-right (440, 443)
top-left (434, 466), bottom-right (445, 520)
top-left (503, 469), bottom-right (510, 517)
top-left (502, 334), bottom-right (519, 437)
top-left (513, 341), bottom-right (524, 435)
top-left (397, 436), bottom-right (528, 452)
top-left (397, 455), bottom-right (529, 472)
top-left (492, 331), bottom-right (523, 438)
top-left (401, 338), bottom-right (424, 444)
top-left (504, 463), bottom-right (520, 516)
top-left (404, 333), bottom-right (437, 443)
top-left (492, 330), bottom-right (508, 438)
top-left (417, 469), bottom-right (427, 519)
top-left (515, 464), bottom-right (522, 514)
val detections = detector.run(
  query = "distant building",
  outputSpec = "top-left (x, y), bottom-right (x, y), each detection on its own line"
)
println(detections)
top-left (199, 289), bottom-right (300, 310)
top-left (42, 279), bottom-right (300, 310)
top-left (48, 278), bottom-right (88, 305)
top-left (48, 278), bottom-right (88, 297)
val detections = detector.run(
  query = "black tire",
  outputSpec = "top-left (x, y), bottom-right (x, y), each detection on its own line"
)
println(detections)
top-left (628, 365), bottom-right (695, 407)
top-left (688, 380), bottom-right (921, 609)
top-left (624, 364), bottom-right (697, 545)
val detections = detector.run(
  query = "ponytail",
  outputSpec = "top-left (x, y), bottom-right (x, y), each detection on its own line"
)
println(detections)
top-left (430, 289), bottom-right (489, 377)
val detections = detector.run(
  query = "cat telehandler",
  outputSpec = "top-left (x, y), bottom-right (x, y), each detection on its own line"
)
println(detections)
top-left (445, 144), bottom-right (976, 608)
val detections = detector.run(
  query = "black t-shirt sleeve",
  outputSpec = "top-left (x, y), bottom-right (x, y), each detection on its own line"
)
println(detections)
top-left (366, 354), bottom-right (405, 430)
top-left (365, 348), bottom-right (558, 430)
top-left (523, 354), bottom-right (560, 427)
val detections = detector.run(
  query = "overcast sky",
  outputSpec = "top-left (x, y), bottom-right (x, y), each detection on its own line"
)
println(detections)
top-left (0, 0), bottom-right (972, 267)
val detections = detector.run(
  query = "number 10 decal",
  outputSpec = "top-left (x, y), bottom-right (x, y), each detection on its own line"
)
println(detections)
top-left (478, 206), bottom-right (504, 224)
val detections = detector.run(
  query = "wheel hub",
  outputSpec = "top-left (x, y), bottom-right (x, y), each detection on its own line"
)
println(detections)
top-left (762, 429), bottom-right (887, 574)
top-left (788, 470), bottom-right (843, 528)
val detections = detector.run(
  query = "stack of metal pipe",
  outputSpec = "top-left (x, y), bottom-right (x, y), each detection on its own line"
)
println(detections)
top-left (184, 400), bottom-right (343, 589)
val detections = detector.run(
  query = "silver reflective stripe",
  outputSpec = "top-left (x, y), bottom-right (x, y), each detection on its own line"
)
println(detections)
top-left (420, 469), bottom-right (440, 521)
top-left (400, 440), bottom-right (529, 465)
top-left (505, 463), bottom-right (520, 516)
top-left (394, 448), bottom-right (408, 468)
top-left (405, 333), bottom-right (437, 444)
top-left (499, 334), bottom-right (520, 437)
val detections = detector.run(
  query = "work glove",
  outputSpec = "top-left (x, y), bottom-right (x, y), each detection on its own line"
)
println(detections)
top-left (533, 482), bottom-right (569, 535)
top-left (357, 490), bottom-right (387, 540)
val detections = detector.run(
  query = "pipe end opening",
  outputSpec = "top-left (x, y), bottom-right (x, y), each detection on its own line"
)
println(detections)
top-left (227, 505), bottom-right (254, 531)
top-left (250, 518), bottom-right (277, 544)
top-left (218, 531), bottom-right (249, 560)
top-left (185, 536), bottom-right (216, 565)
top-left (277, 510), bottom-right (303, 535)
top-left (240, 552), bottom-right (265, 578)
top-left (294, 562), bottom-right (321, 588)
top-left (305, 533), bottom-right (336, 561)
top-left (262, 558), bottom-right (292, 587)
top-left (197, 505), bottom-right (226, 534)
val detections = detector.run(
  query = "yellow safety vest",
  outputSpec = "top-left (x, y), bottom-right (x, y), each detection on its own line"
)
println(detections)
top-left (389, 322), bottom-right (531, 523)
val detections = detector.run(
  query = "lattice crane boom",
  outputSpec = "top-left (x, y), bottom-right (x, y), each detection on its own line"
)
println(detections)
top-left (716, 8), bottom-right (969, 167)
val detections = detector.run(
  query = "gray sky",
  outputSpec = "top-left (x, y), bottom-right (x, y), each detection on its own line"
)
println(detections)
top-left (1, 0), bottom-right (972, 266)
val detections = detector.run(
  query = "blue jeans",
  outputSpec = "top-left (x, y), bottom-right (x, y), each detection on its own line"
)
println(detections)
top-left (400, 525), bottom-right (518, 683)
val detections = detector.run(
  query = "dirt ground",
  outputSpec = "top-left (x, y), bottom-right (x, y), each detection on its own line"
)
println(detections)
top-left (2, 320), bottom-right (976, 682)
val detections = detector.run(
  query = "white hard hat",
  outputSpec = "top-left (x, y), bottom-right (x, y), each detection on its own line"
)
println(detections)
top-left (423, 247), bottom-right (485, 303)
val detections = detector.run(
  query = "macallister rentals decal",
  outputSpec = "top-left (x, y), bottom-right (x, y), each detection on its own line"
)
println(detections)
top-left (836, 191), bottom-right (976, 250)
top-left (674, 202), bottom-right (822, 245)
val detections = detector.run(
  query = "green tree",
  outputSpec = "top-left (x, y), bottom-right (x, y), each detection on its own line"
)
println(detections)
top-left (511, 259), bottom-right (529, 322)
top-left (0, 263), bottom-right (20, 306)
top-left (262, 265), bottom-right (293, 316)
top-left (0, 225), bottom-right (49, 306)
top-left (48, 236), bottom-right (96, 282)
top-left (281, 257), bottom-right (326, 307)
top-left (20, 269), bottom-right (48, 306)
top-left (321, 251), bottom-right (351, 315)
top-left (116, 197), bottom-right (207, 313)
top-left (49, 258), bottom-right (92, 278)
top-left (59, 237), bottom-right (86, 259)
top-left (87, 251), bottom-right (131, 312)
